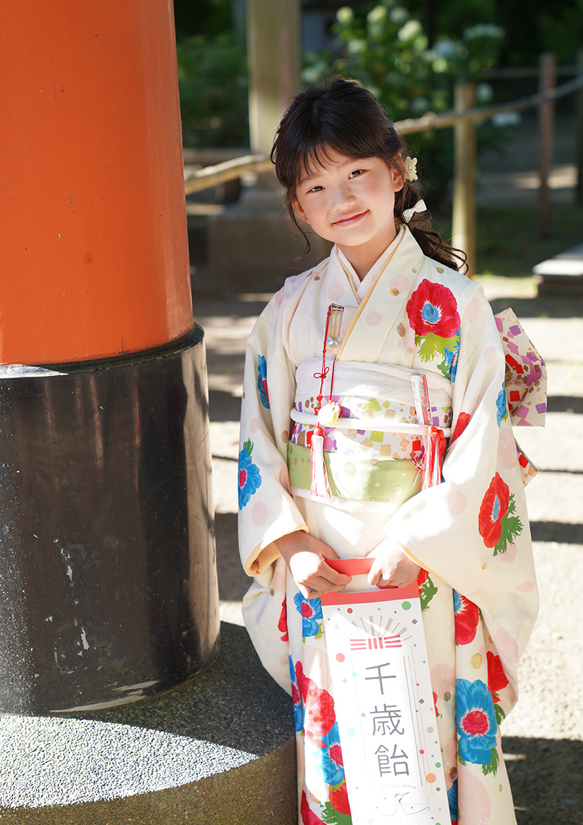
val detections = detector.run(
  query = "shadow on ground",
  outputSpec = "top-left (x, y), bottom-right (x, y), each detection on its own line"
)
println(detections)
top-left (504, 736), bottom-right (583, 825)
top-left (529, 521), bottom-right (583, 544)
top-left (547, 397), bottom-right (583, 415)
top-left (209, 389), bottom-right (242, 422)
top-left (215, 513), bottom-right (249, 602)
top-left (72, 623), bottom-right (293, 756)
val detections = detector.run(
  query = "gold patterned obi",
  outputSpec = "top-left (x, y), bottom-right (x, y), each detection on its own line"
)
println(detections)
top-left (287, 359), bottom-right (452, 509)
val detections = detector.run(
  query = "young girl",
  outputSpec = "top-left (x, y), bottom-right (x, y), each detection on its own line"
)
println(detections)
top-left (238, 78), bottom-right (539, 825)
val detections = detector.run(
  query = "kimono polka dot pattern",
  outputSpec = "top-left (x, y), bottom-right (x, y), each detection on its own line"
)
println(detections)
top-left (239, 227), bottom-right (538, 825)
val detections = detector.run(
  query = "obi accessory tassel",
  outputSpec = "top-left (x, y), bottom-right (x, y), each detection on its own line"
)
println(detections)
top-left (411, 371), bottom-right (447, 490)
top-left (310, 426), bottom-right (331, 498)
top-left (308, 304), bottom-right (340, 500)
top-left (422, 425), bottom-right (447, 490)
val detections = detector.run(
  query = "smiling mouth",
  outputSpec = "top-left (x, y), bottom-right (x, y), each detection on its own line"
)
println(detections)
top-left (333, 210), bottom-right (367, 226)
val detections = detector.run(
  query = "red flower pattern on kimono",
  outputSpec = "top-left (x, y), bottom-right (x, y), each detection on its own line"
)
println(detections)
top-left (406, 279), bottom-right (461, 339)
top-left (329, 779), bottom-right (351, 815)
top-left (295, 662), bottom-right (336, 742)
top-left (451, 411), bottom-right (471, 444)
top-left (454, 590), bottom-right (480, 645)
top-left (301, 791), bottom-right (326, 825)
top-left (478, 472), bottom-right (510, 548)
top-left (278, 597), bottom-right (289, 642)
top-left (417, 567), bottom-right (429, 587)
top-left (487, 651), bottom-right (509, 702)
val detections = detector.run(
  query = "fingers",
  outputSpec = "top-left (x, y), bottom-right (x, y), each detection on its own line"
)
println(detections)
top-left (324, 567), bottom-right (352, 588)
top-left (300, 577), bottom-right (347, 599)
top-left (289, 550), bottom-right (351, 598)
top-left (367, 556), bottom-right (388, 587)
top-left (302, 550), bottom-right (351, 590)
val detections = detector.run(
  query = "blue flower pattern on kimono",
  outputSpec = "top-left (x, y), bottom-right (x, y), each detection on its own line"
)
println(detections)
top-left (456, 678), bottom-right (498, 765)
top-left (443, 334), bottom-right (460, 382)
top-left (447, 778), bottom-right (458, 823)
top-left (294, 592), bottom-right (323, 638)
top-left (238, 440), bottom-right (262, 509)
top-left (257, 355), bottom-right (270, 409)
top-left (314, 721), bottom-right (345, 786)
top-left (289, 655), bottom-right (304, 733)
top-left (496, 381), bottom-right (508, 426)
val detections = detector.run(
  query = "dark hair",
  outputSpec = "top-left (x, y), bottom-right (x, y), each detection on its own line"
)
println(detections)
top-left (271, 77), bottom-right (467, 273)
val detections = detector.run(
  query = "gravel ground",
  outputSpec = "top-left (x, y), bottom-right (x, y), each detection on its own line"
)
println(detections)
top-left (197, 275), bottom-right (583, 825)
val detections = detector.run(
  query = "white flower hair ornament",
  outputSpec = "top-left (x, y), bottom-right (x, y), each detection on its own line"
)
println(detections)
top-left (405, 156), bottom-right (418, 181)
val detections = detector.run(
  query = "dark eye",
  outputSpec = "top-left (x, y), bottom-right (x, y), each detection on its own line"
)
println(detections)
top-left (349, 169), bottom-right (364, 178)
top-left (308, 185), bottom-right (323, 193)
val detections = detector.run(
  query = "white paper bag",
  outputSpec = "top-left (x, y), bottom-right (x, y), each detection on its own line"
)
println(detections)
top-left (321, 559), bottom-right (451, 825)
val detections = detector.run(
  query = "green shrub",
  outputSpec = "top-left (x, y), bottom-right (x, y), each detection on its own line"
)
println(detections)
top-left (177, 33), bottom-right (249, 147)
top-left (303, 3), bottom-right (507, 204)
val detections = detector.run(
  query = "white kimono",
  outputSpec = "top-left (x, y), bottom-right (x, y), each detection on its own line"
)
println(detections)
top-left (238, 226), bottom-right (540, 825)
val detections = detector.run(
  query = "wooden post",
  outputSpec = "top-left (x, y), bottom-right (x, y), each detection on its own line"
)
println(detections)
top-left (452, 82), bottom-right (477, 276)
top-left (576, 49), bottom-right (583, 207)
top-left (209, 0), bottom-right (326, 288)
top-left (537, 52), bottom-right (556, 238)
top-left (246, 0), bottom-right (300, 188)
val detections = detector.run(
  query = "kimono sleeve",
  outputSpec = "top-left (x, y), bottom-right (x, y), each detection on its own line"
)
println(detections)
top-left (238, 298), bottom-right (308, 577)
top-left (387, 286), bottom-right (538, 687)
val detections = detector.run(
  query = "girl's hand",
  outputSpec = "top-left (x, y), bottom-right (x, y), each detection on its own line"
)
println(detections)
top-left (367, 537), bottom-right (420, 588)
top-left (276, 531), bottom-right (351, 599)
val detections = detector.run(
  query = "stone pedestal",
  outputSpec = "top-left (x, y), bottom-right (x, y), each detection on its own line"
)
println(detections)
top-left (208, 188), bottom-right (329, 292)
top-left (0, 623), bottom-right (296, 824)
top-left (534, 242), bottom-right (583, 295)
top-left (0, 330), bottom-right (219, 714)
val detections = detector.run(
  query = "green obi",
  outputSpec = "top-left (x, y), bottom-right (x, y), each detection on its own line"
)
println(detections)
top-left (287, 441), bottom-right (421, 504)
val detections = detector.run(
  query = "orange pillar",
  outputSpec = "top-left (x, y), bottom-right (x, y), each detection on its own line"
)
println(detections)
top-left (1, 0), bottom-right (193, 364)
top-left (0, 1), bottom-right (218, 714)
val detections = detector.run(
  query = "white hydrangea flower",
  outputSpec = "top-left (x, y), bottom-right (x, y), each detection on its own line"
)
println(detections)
top-left (336, 7), bottom-right (354, 25)
top-left (398, 19), bottom-right (422, 41)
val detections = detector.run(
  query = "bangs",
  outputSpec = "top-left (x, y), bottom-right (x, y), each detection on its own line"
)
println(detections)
top-left (295, 134), bottom-right (378, 185)
top-left (273, 88), bottom-right (392, 192)
top-left (271, 78), bottom-right (403, 197)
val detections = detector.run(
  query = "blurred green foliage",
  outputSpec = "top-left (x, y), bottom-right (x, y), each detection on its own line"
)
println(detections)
top-left (174, 0), bottom-right (233, 39)
top-left (303, 3), bottom-right (507, 203)
top-left (400, 0), bottom-right (583, 67)
top-left (177, 33), bottom-right (248, 147)
top-left (174, 0), bottom-right (581, 164)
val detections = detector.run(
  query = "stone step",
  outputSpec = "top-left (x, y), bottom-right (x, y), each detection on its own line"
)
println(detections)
top-left (534, 242), bottom-right (583, 294)
top-left (0, 623), bottom-right (296, 825)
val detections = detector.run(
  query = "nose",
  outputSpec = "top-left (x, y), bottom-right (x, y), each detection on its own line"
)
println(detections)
top-left (331, 181), bottom-right (356, 213)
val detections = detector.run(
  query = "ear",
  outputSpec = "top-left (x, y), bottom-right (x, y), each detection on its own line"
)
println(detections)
top-left (292, 197), bottom-right (309, 223)
top-left (391, 163), bottom-right (405, 193)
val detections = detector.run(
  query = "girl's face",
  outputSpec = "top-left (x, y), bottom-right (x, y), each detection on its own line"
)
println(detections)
top-left (292, 149), bottom-right (404, 267)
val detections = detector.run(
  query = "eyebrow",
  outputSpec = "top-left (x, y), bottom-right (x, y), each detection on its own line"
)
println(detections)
top-left (298, 168), bottom-right (320, 187)
top-left (298, 156), bottom-right (373, 187)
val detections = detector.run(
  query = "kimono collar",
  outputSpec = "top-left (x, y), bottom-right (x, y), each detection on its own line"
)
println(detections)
top-left (336, 225), bottom-right (405, 301)
top-left (334, 226), bottom-right (427, 363)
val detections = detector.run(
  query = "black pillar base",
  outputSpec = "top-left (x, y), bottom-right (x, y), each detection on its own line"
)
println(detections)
top-left (0, 327), bottom-right (219, 714)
